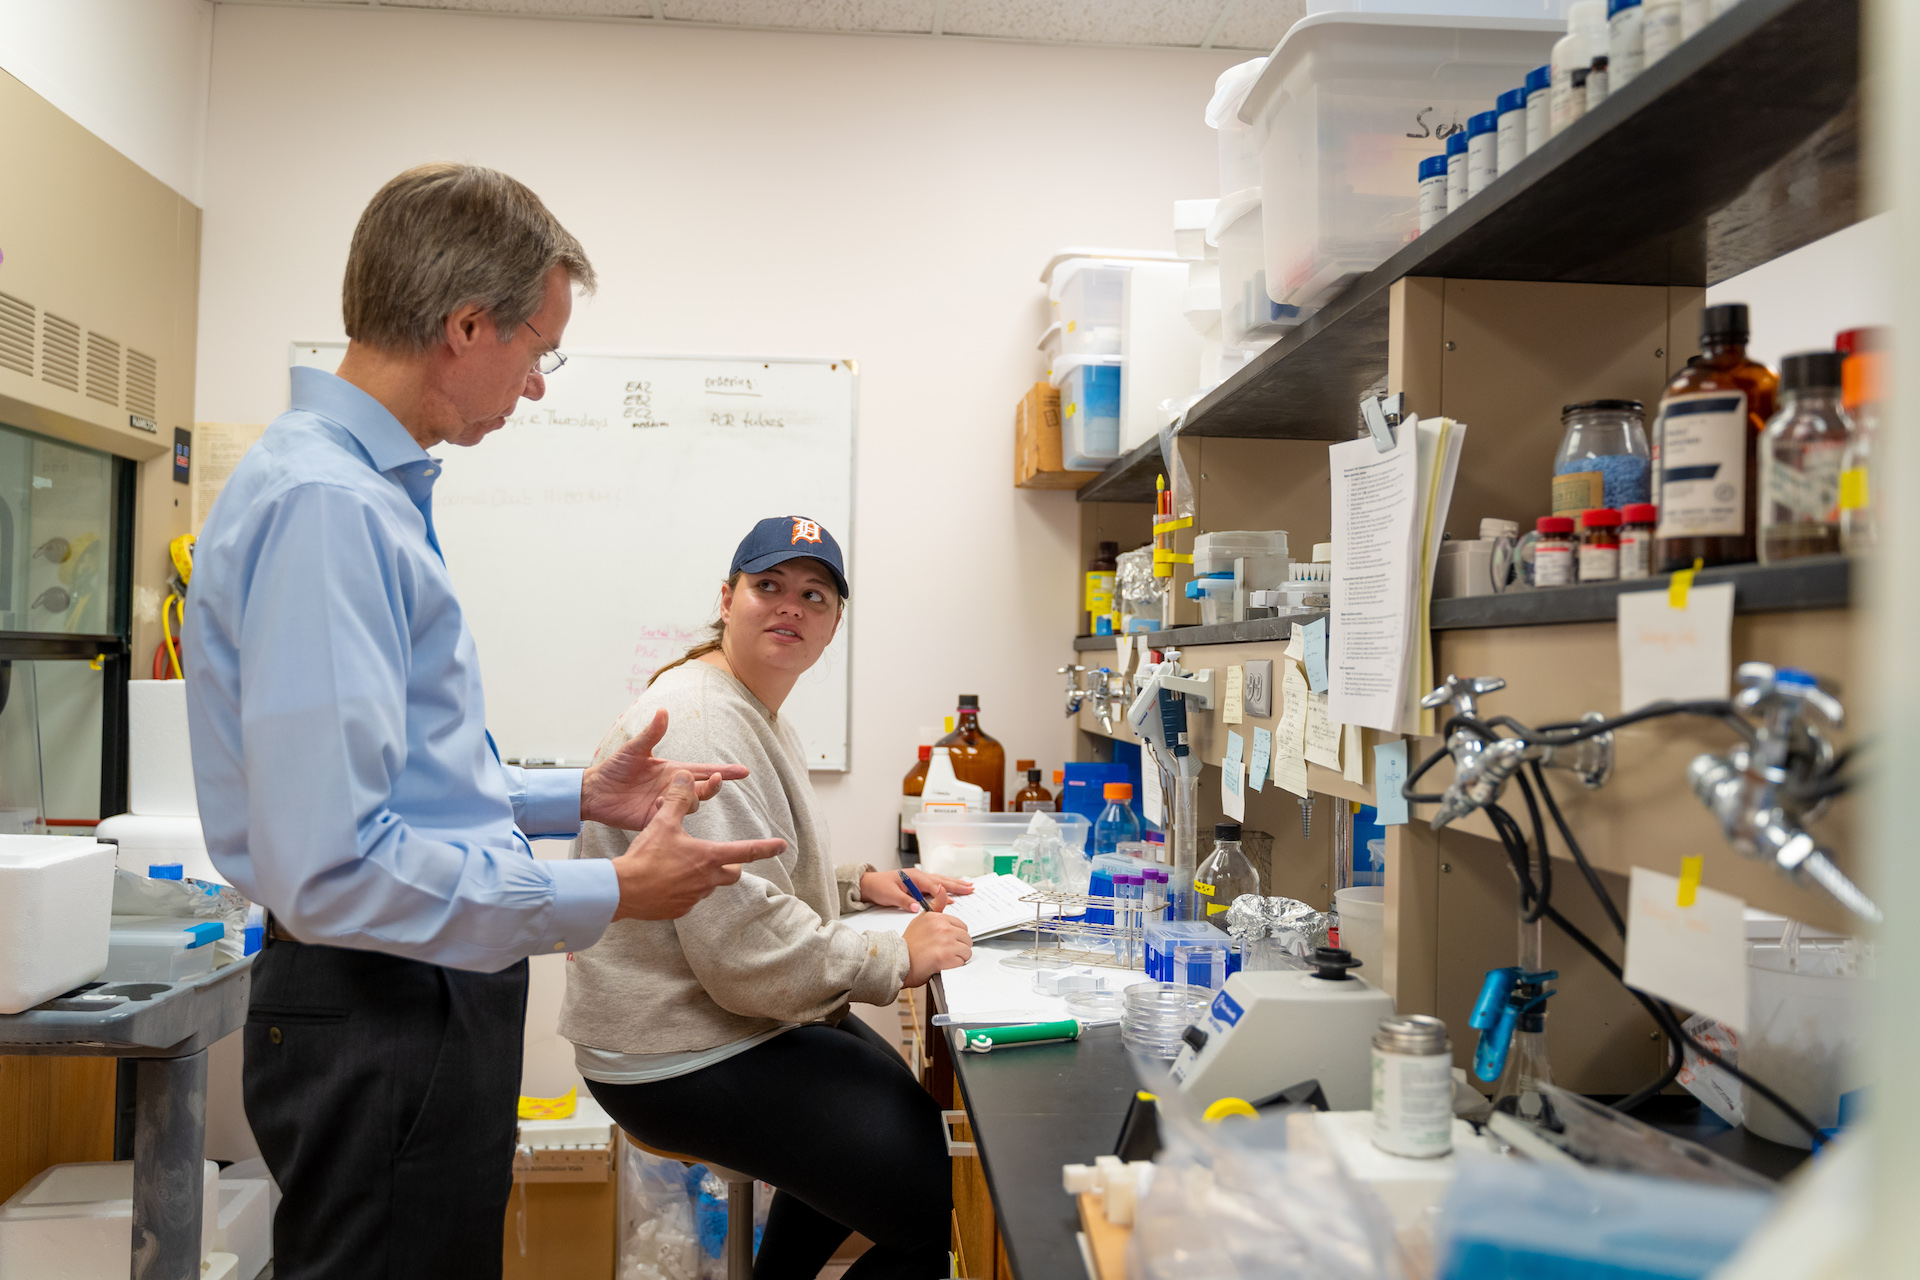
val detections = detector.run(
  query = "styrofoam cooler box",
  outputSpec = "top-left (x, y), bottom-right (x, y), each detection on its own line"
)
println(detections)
top-left (1210, 191), bottom-right (1298, 349)
top-left (1053, 356), bottom-right (1122, 469)
top-left (0, 835), bottom-right (116, 1014)
top-left (0, 1159), bottom-right (219, 1278)
top-left (214, 1178), bottom-right (272, 1280)
top-left (127, 679), bottom-right (200, 817)
top-left (1244, 13), bottom-right (1562, 313)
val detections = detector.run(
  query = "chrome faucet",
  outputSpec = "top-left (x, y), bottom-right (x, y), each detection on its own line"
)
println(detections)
top-left (1420, 675), bottom-right (1613, 830)
top-left (1059, 664), bottom-right (1088, 719)
top-left (1689, 664), bottom-right (1880, 923)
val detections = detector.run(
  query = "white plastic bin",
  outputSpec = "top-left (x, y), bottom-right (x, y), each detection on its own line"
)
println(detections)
top-left (1206, 59), bottom-right (1268, 198)
top-left (1334, 885), bottom-right (1385, 983)
top-left (102, 915), bottom-right (224, 985)
top-left (1744, 940), bottom-right (1869, 1149)
top-left (917, 812), bottom-right (1090, 878)
top-left (1210, 191), bottom-right (1298, 349)
top-left (0, 835), bottom-right (115, 1014)
top-left (214, 1179), bottom-right (272, 1280)
top-left (1053, 356), bottom-right (1123, 470)
top-left (1244, 13), bottom-right (1563, 313)
top-left (1051, 259), bottom-right (1127, 356)
top-left (1174, 199), bottom-right (1218, 262)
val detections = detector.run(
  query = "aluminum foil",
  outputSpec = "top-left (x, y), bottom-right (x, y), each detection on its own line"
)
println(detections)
top-left (1225, 894), bottom-right (1332, 960)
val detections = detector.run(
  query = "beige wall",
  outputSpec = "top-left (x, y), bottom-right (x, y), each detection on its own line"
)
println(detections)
top-left (196, 4), bottom-right (1237, 868)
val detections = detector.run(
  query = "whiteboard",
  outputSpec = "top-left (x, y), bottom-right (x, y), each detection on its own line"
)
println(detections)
top-left (290, 344), bottom-right (856, 770)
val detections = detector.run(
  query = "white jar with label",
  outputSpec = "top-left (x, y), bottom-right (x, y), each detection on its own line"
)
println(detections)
top-left (1445, 132), bottom-right (1469, 211)
top-left (1372, 1015), bottom-right (1454, 1158)
top-left (1550, 0), bottom-right (1608, 136)
top-left (1495, 87), bottom-right (1529, 177)
top-left (1418, 155), bottom-right (1449, 232)
top-left (1524, 65), bottom-right (1552, 155)
top-left (1608, 0), bottom-right (1644, 93)
top-left (1681, 0), bottom-right (1712, 37)
top-left (1643, 0), bottom-right (1684, 67)
top-left (1465, 110), bottom-right (1499, 197)
top-left (1587, 56), bottom-right (1611, 110)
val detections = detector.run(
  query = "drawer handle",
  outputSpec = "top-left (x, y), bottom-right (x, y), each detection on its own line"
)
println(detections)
top-left (942, 1109), bottom-right (977, 1158)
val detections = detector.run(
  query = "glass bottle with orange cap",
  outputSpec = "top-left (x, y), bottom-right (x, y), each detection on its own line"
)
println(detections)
top-left (1837, 326), bottom-right (1887, 554)
top-left (1093, 781), bottom-right (1141, 856)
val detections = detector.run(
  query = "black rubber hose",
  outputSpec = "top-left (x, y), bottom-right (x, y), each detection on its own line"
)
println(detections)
top-left (1529, 763), bottom-right (1626, 939)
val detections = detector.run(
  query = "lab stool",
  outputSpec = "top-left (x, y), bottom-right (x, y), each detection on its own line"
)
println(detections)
top-left (623, 1132), bottom-right (755, 1278)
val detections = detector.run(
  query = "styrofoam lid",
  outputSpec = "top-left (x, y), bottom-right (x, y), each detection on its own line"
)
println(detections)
top-left (1174, 199), bottom-right (1219, 232)
top-left (1206, 188), bottom-right (1261, 247)
top-left (1239, 11), bottom-right (1569, 124)
top-left (1039, 247), bottom-right (1180, 286)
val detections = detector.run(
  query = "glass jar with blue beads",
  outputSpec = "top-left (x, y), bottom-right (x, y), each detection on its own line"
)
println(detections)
top-left (1551, 399), bottom-right (1650, 519)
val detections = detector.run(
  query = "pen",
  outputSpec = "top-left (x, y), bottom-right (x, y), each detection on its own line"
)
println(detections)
top-left (898, 870), bottom-right (932, 911)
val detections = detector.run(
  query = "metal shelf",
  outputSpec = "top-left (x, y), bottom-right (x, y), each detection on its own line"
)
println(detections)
top-left (1077, 0), bottom-right (1859, 500)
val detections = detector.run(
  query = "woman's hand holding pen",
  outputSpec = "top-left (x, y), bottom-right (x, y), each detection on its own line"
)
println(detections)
top-left (859, 867), bottom-right (973, 913)
top-left (903, 910), bottom-right (972, 987)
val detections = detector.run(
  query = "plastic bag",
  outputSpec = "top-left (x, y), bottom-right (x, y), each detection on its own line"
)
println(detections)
top-left (111, 868), bottom-right (253, 962)
top-left (618, 1138), bottom-right (770, 1280)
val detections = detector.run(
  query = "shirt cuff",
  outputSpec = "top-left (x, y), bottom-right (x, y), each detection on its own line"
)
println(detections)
top-left (515, 767), bottom-right (585, 838)
top-left (542, 856), bottom-right (620, 954)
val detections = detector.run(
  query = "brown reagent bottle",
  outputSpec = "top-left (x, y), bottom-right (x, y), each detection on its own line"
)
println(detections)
top-left (1654, 303), bottom-right (1778, 571)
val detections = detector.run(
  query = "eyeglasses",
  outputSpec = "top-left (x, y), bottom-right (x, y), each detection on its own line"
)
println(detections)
top-left (524, 321), bottom-right (567, 376)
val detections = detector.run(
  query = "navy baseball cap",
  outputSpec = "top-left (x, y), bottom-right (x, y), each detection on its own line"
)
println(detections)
top-left (730, 516), bottom-right (850, 599)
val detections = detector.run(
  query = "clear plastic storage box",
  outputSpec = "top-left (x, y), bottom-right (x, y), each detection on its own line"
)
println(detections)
top-left (915, 812), bottom-right (1090, 879)
top-left (1050, 258), bottom-right (1127, 357)
top-left (1210, 191), bottom-right (1298, 349)
top-left (102, 915), bottom-right (224, 984)
top-left (1243, 13), bottom-right (1562, 314)
top-left (1053, 356), bottom-right (1123, 470)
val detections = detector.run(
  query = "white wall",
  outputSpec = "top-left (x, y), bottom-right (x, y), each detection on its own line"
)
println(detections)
top-left (1705, 212), bottom-right (1896, 368)
top-left (0, 0), bottom-right (213, 204)
top-left (197, 4), bottom-right (1235, 1093)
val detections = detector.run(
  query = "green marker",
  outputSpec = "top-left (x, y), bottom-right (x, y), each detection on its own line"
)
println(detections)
top-left (961, 1019), bottom-right (1084, 1053)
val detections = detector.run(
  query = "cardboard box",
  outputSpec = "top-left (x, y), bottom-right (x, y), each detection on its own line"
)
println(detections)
top-left (1015, 382), bottom-right (1102, 490)
top-left (501, 1177), bottom-right (616, 1280)
top-left (512, 1145), bottom-right (612, 1184)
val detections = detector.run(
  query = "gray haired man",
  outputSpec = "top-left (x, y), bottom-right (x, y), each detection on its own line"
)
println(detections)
top-left (184, 164), bottom-right (785, 1278)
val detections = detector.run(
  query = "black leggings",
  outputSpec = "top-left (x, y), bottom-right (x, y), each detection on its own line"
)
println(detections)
top-left (585, 1016), bottom-right (951, 1280)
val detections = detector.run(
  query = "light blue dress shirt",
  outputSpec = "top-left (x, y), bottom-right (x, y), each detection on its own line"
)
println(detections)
top-left (183, 367), bottom-right (620, 972)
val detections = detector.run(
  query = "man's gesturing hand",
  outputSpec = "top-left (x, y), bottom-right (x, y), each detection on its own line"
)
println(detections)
top-left (582, 708), bottom-right (750, 833)
top-left (609, 771), bottom-right (785, 921)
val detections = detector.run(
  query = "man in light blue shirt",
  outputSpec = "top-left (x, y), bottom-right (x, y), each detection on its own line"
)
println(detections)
top-left (184, 163), bottom-right (784, 1280)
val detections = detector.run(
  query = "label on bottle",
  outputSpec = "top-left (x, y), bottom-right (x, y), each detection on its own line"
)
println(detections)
top-left (1578, 543), bottom-right (1619, 582)
top-left (1681, 0), bottom-right (1711, 37)
top-left (1194, 880), bottom-right (1215, 897)
top-left (1551, 470), bottom-right (1605, 516)
top-left (1587, 65), bottom-right (1610, 108)
top-left (1446, 154), bottom-right (1467, 209)
top-left (1466, 133), bottom-right (1495, 195)
top-left (1620, 530), bottom-right (1652, 579)
top-left (1768, 443), bottom-right (1844, 521)
top-left (1085, 570), bottom-right (1115, 615)
top-left (1526, 92), bottom-right (1547, 155)
top-left (1609, 8), bottom-right (1643, 88)
top-left (1550, 76), bottom-right (1585, 135)
top-left (1534, 541), bottom-right (1574, 587)
top-left (1372, 1048), bottom-right (1456, 1158)
top-left (1418, 175), bottom-right (1445, 232)
top-left (1643, 3), bottom-right (1683, 62)
top-left (1496, 111), bottom-right (1524, 176)
top-left (1655, 391), bottom-right (1749, 538)
top-left (1840, 467), bottom-right (1870, 511)
top-left (1021, 800), bottom-right (1054, 813)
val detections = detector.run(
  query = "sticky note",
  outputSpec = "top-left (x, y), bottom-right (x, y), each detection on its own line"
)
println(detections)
top-left (1303, 618), bottom-right (1329, 693)
top-left (1249, 727), bottom-right (1272, 793)
top-left (1224, 729), bottom-right (1245, 766)
top-left (1305, 692), bottom-right (1341, 770)
top-left (1274, 662), bottom-right (1310, 797)
top-left (1373, 740), bottom-right (1409, 825)
top-left (1285, 623), bottom-right (1306, 662)
top-left (1223, 665), bottom-right (1245, 724)
top-left (1617, 582), bottom-right (1734, 712)
top-left (1624, 866), bottom-right (1748, 1032)
top-left (1221, 758), bottom-right (1246, 822)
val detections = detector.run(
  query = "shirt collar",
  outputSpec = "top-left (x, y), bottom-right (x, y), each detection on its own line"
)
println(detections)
top-left (290, 366), bottom-right (433, 474)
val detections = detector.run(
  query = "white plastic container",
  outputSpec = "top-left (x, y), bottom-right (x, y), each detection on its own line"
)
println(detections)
top-left (917, 812), bottom-right (1089, 878)
top-left (1524, 65), bottom-right (1552, 153)
top-left (1744, 940), bottom-right (1869, 1149)
top-left (919, 747), bottom-right (987, 817)
top-left (0, 1159), bottom-right (219, 1278)
top-left (1334, 885), bottom-right (1385, 983)
top-left (1174, 199), bottom-right (1217, 262)
top-left (1052, 259), bottom-right (1126, 357)
top-left (1550, 1), bottom-right (1608, 135)
top-left (1466, 109), bottom-right (1499, 196)
top-left (1210, 191), bottom-right (1297, 349)
top-left (0, 835), bottom-right (115, 1014)
top-left (1417, 155), bottom-right (1449, 231)
top-left (1445, 133), bottom-right (1469, 211)
top-left (1607, 0), bottom-right (1644, 92)
top-left (1244, 12), bottom-right (1562, 313)
top-left (1052, 356), bottom-right (1123, 470)
top-left (1495, 86), bottom-right (1528, 176)
top-left (214, 1179), bottom-right (272, 1280)
top-left (1641, 0), bottom-right (1683, 66)
top-left (127, 679), bottom-right (200, 817)
top-left (102, 915), bottom-right (224, 984)
top-left (1205, 58), bottom-right (1268, 198)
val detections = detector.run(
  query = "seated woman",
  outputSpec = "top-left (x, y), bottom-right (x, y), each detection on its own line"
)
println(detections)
top-left (560, 515), bottom-right (974, 1280)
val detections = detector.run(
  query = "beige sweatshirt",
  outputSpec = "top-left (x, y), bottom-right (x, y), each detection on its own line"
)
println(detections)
top-left (558, 661), bottom-right (909, 1054)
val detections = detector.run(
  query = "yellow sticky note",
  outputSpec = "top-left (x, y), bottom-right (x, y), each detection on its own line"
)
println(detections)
top-left (1223, 665), bottom-right (1245, 724)
top-left (1676, 855), bottom-right (1703, 907)
top-left (1668, 557), bottom-right (1704, 609)
top-left (518, 1087), bottom-right (577, 1121)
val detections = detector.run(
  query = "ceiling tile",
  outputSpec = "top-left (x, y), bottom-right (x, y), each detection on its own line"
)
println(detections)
top-left (1209, 0), bottom-right (1305, 51)
top-left (384, 0), bottom-right (658, 14)
top-left (660, 0), bottom-right (937, 32)
top-left (941, 0), bottom-right (1225, 46)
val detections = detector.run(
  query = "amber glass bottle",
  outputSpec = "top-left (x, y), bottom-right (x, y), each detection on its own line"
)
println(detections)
top-left (1012, 768), bottom-right (1055, 813)
top-left (936, 695), bottom-right (1006, 812)
top-left (898, 744), bottom-right (931, 860)
top-left (1654, 304), bottom-right (1778, 571)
